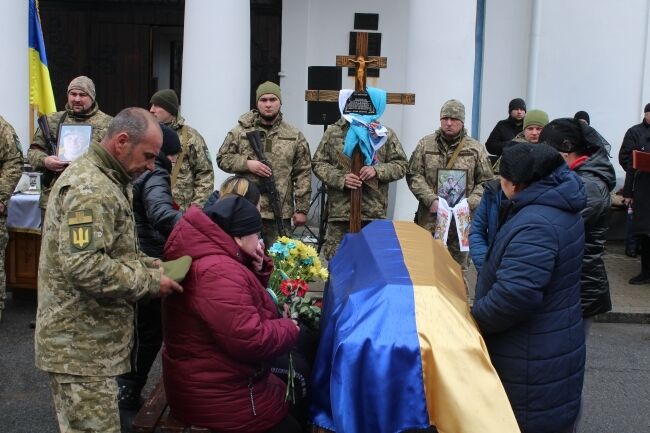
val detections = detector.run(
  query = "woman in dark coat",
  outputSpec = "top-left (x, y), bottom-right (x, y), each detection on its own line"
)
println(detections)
top-left (117, 124), bottom-right (183, 409)
top-left (162, 196), bottom-right (300, 433)
top-left (471, 143), bottom-right (587, 433)
top-left (541, 119), bottom-right (617, 319)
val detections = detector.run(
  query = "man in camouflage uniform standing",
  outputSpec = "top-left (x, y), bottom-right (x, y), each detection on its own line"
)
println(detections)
top-left (28, 76), bottom-right (112, 210)
top-left (35, 108), bottom-right (183, 433)
top-left (217, 81), bottom-right (312, 248)
top-left (150, 89), bottom-right (214, 209)
top-left (312, 117), bottom-right (408, 260)
top-left (407, 99), bottom-right (494, 268)
top-left (0, 116), bottom-right (24, 322)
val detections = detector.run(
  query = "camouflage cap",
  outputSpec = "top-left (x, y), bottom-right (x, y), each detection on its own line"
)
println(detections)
top-left (440, 99), bottom-right (465, 123)
top-left (68, 76), bottom-right (96, 101)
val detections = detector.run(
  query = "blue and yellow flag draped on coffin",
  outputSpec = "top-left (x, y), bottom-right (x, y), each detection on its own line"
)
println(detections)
top-left (29, 0), bottom-right (56, 115)
top-left (310, 221), bottom-right (519, 433)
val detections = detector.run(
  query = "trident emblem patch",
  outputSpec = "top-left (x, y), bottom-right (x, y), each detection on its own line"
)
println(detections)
top-left (68, 209), bottom-right (94, 252)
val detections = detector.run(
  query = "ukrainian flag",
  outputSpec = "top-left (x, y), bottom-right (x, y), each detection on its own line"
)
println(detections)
top-left (29, 0), bottom-right (56, 115)
top-left (310, 221), bottom-right (520, 433)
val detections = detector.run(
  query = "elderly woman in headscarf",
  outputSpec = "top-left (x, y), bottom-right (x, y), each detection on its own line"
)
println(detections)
top-left (471, 143), bottom-right (587, 433)
top-left (161, 196), bottom-right (300, 433)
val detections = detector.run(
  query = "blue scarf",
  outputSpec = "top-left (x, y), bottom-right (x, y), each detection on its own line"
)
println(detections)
top-left (342, 87), bottom-right (387, 165)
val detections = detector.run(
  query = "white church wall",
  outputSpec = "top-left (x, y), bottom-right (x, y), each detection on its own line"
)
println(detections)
top-left (2, 0), bottom-right (29, 151)
top-left (479, 0), bottom-right (531, 142)
top-left (181, 0), bottom-right (250, 190)
top-left (482, 0), bottom-right (650, 185)
top-left (282, 0), bottom-right (478, 221)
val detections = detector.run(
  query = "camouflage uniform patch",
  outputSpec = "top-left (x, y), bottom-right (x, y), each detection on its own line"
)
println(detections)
top-left (49, 373), bottom-right (120, 433)
top-left (68, 210), bottom-right (94, 252)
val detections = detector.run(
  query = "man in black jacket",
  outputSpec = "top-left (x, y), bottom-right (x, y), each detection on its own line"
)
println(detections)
top-left (619, 103), bottom-right (650, 283)
top-left (117, 124), bottom-right (183, 414)
top-left (485, 98), bottom-right (526, 162)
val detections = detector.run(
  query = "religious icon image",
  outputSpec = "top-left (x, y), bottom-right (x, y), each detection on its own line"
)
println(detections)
top-left (452, 203), bottom-right (472, 251)
top-left (57, 124), bottom-right (93, 162)
top-left (436, 168), bottom-right (468, 208)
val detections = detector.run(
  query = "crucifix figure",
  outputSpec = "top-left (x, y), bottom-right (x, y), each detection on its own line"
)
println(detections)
top-left (307, 32), bottom-right (415, 235)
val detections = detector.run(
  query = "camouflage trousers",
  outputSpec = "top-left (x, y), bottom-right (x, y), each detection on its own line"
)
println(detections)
top-left (49, 373), bottom-right (120, 433)
top-left (322, 220), bottom-right (372, 261)
top-left (0, 216), bottom-right (8, 315)
top-left (261, 218), bottom-right (292, 252)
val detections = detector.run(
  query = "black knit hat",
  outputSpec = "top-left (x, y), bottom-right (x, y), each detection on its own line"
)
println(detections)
top-left (500, 142), bottom-right (564, 185)
top-left (159, 124), bottom-right (181, 156)
top-left (203, 196), bottom-right (262, 238)
top-left (150, 89), bottom-right (179, 117)
top-left (574, 111), bottom-right (590, 125)
top-left (645, 103), bottom-right (650, 113)
top-left (540, 118), bottom-right (593, 154)
top-left (508, 98), bottom-right (526, 112)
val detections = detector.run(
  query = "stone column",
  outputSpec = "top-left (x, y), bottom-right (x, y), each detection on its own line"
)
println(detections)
top-left (1, 0), bottom-right (29, 148)
top-left (181, 0), bottom-right (251, 190)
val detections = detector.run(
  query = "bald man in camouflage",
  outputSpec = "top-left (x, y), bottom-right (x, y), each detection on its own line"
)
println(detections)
top-left (0, 115), bottom-right (24, 322)
top-left (407, 99), bottom-right (494, 269)
top-left (35, 108), bottom-right (183, 433)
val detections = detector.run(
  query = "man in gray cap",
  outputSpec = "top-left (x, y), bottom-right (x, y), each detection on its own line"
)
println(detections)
top-left (149, 89), bottom-right (214, 210)
top-left (28, 76), bottom-right (113, 209)
top-left (407, 99), bottom-right (494, 269)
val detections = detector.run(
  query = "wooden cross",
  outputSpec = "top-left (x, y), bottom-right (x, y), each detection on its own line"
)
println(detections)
top-left (305, 32), bottom-right (415, 233)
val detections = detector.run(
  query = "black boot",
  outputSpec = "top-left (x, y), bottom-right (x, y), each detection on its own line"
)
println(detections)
top-left (117, 377), bottom-right (143, 411)
top-left (629, 272), bottom-right (650, 285)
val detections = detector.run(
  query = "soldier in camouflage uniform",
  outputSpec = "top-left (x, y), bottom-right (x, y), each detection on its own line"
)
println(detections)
top-left (217, 82), bottom-right (312, 248)
top-left (150, 89), bottom-right (214, 210)
top-left (34, 108), bottom-right (183, 433)
top-left (313, 117), bottom-right (408, 260)
top-left (0, 116), bottom-right (24, 321)
top-left (28, 76), bottom-right (112, 210)
top-left (407, 99), bottom-right (494, 268)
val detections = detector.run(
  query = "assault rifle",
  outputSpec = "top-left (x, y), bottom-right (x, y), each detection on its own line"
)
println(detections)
top-left (246, 131), bottom-right (287, 237)
top-left (36, 115), bottom-right (58, 188)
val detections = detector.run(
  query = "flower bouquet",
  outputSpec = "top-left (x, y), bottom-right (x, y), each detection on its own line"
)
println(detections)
top-left (266, 236), bottom-right (328, 401)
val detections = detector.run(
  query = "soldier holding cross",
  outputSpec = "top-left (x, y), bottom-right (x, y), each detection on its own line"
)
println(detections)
top-left (312, 88), bottom-right (407, 260)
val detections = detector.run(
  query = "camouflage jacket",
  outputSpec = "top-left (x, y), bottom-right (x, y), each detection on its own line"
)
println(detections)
top-left (167, 116), bottom-right (214, 210)
top-left (407, 129), bottom-right (494, 231)
top-left (217, 111), bottom-right (312, 219)
top-left (0, 116), bottom-right (24, 206)
top-left (35, 143), bottom-right (161, 377)
top-left (312, 118), bottom-right (407, 221)
top-left (27, 103), bottom-right (112, 208)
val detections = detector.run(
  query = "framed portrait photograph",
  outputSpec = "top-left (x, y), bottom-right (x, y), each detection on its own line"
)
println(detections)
top-left (436, 168), bottom-right (468, 208)
top-left (57, 124), bottom-right (93, 162)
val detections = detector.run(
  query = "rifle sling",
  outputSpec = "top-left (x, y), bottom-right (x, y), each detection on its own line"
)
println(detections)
top-left (171, 125), bottom-right (188, 188)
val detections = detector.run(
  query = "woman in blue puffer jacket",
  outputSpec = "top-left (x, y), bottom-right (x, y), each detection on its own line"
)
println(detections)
top-left (471, 143), bottom-right (587, 433)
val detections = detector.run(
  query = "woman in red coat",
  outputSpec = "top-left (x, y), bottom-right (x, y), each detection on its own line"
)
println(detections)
top-left (162, 195), bottom-right (301, 433)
